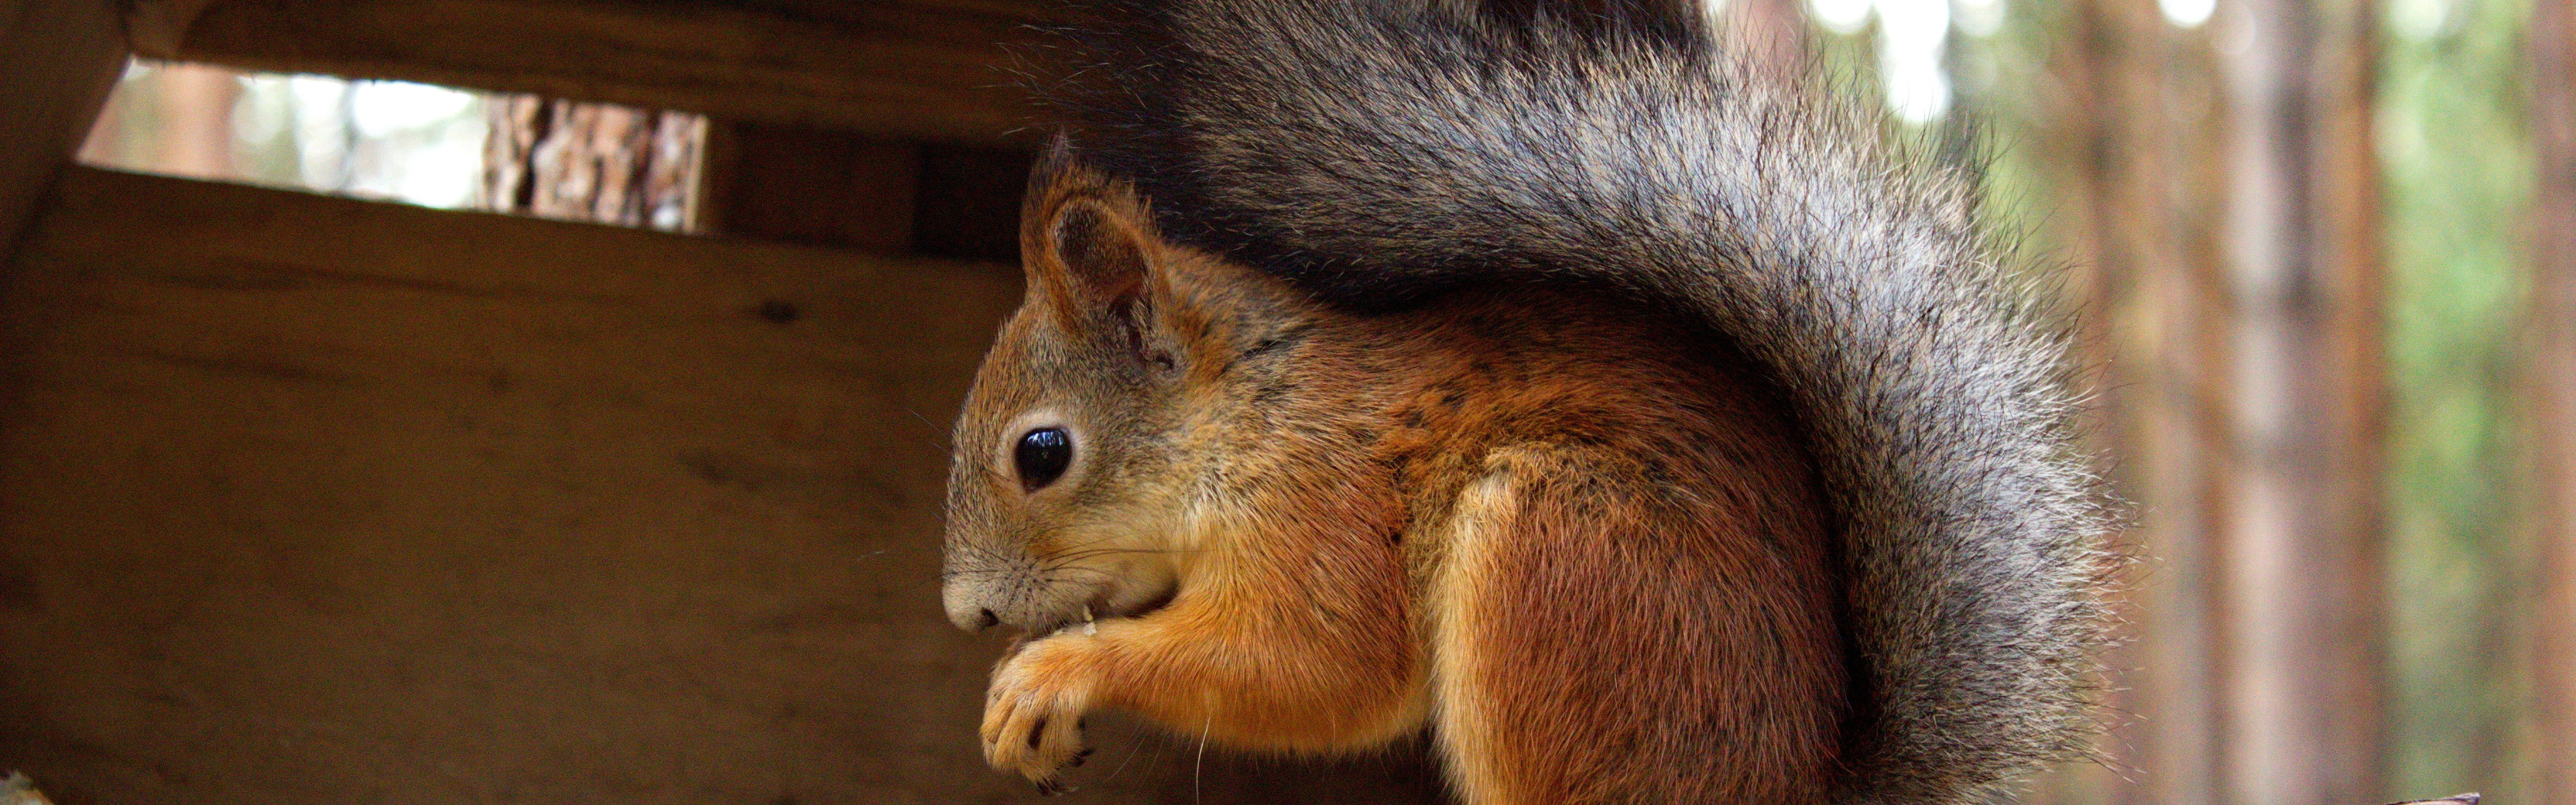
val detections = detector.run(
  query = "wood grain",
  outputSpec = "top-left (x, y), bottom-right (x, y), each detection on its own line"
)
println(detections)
top-left (0, 168), bottom-right (1445, 804)
top-left (140, 0), bottom-right (1053, 145)
top-left (708, 123), bottom-right (922, 251)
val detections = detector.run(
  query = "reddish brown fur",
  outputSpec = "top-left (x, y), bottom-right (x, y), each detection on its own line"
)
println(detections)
top-left (1386, 297), bottom-right (1846, 803)
top-left (942, 159), bottom-right (1844, 803)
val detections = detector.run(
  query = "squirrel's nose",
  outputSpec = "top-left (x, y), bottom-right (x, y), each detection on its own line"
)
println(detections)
top-left (943, 578), bottom-right (1002, 632)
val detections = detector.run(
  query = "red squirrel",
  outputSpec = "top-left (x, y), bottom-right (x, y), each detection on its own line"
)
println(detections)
top-left (938, 2), bottom-right (2118, 803)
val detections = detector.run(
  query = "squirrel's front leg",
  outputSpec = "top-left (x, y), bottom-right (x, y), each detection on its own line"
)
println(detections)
top-left (980, 631), bottom-right (1101, 790)
top-left (981, 542), bottom-right (1423, 788)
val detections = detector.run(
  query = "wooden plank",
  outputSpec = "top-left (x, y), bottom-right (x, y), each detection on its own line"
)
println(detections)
top-left (0, 0), bottom-right (127, 259)
top-left (706, 122), bottom-right (922, 251)
top-left (690, 124), bottom-right (1027, 259)
top-left (133, 0), bottom-right (1052, 145)
top-left (0, 167), bottom-right (1444, 803)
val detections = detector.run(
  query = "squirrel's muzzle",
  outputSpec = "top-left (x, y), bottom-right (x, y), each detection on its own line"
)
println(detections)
top-left (942, 577), bottom-right (1003, 632)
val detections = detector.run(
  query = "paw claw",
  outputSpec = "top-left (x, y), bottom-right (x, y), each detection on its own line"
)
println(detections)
top-left (981, 636), bottom-right (1096, 787)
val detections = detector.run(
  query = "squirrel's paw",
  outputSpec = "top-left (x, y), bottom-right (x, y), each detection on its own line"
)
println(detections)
top-left (982, 634), bottom-right (1097, 793)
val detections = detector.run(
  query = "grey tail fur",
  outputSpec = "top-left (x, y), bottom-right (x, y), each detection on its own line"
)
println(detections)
top-left (1033, 1), bottom-right (2121, 802)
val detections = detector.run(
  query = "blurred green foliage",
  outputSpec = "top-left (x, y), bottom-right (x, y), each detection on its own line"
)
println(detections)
top-left (2379, 0), bottom-right (2532, 798)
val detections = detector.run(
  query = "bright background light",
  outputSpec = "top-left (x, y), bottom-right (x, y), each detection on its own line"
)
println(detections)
top-left (1808, 0), bottom-right (1963, 123)
top-left (2161, 0), bottom-right (2218, 28)
top-left (1810, 0), bottom-right (1875, 34)
top-left (84, 63), bottom-right (493, 210)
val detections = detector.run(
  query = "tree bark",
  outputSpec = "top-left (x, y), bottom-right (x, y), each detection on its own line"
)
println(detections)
top-left (483, 95), bottom-right (703, 232)
top-left (2216, 0), bottom-right (2388, 800)
top-left (2525, 0), bottom-right (2576, 801)
top-left (149, 62), bottom-right (240, 181)
top-left (2048, 1), bottom-right (2236, 803)
top-left (1715, 0), bottom-right (1808, 80)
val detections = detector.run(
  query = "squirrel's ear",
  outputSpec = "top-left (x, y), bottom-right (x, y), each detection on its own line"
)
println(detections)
top-left (1022, 141), bottom-right (1156, 329)
top-left (1039, 199), bottom-right (1148, 310)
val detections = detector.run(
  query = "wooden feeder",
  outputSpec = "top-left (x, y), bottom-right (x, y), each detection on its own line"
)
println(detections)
top-left (0, 2), bottom-right (1444, 801)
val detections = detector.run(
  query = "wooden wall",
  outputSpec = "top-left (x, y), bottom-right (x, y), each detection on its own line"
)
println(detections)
top-left (0, 168), bottom-right (1444, 802)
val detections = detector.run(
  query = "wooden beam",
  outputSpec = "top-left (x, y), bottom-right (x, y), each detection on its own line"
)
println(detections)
top-left (0, 0), bottom-right (128, 260)
top-left (704, 122), bottom-right (922, 251)
top-left (130, 0), bottom-right (1053, 145)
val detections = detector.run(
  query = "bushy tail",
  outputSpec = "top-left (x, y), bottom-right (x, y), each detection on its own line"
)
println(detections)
top-left (1037, 2), bottom-right (2120, 801)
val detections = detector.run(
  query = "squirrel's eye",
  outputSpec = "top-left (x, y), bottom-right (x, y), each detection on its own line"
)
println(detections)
top-left (1014, 427), bottom-right (1073, 491)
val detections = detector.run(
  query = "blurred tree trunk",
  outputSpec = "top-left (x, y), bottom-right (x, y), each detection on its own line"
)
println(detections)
top-left (2216, 0), bottom-right (2388, 802)
top-left (483, 95), bottom-right (703, 231)
top-left (2526, 0), bottom-right (2576, 801)
top-left (2049, 0), bottom-right (2238, 802)
top-left (1717, 0), bottom-right (1807, 80)
top-left (2034, 2), bottom-right (2239, 803)
top-left (152, 62), bottom-right (239, 181)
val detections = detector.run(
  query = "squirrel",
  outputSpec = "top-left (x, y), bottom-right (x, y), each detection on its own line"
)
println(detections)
top-left (937, 1), bottom-right (2118, 803)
